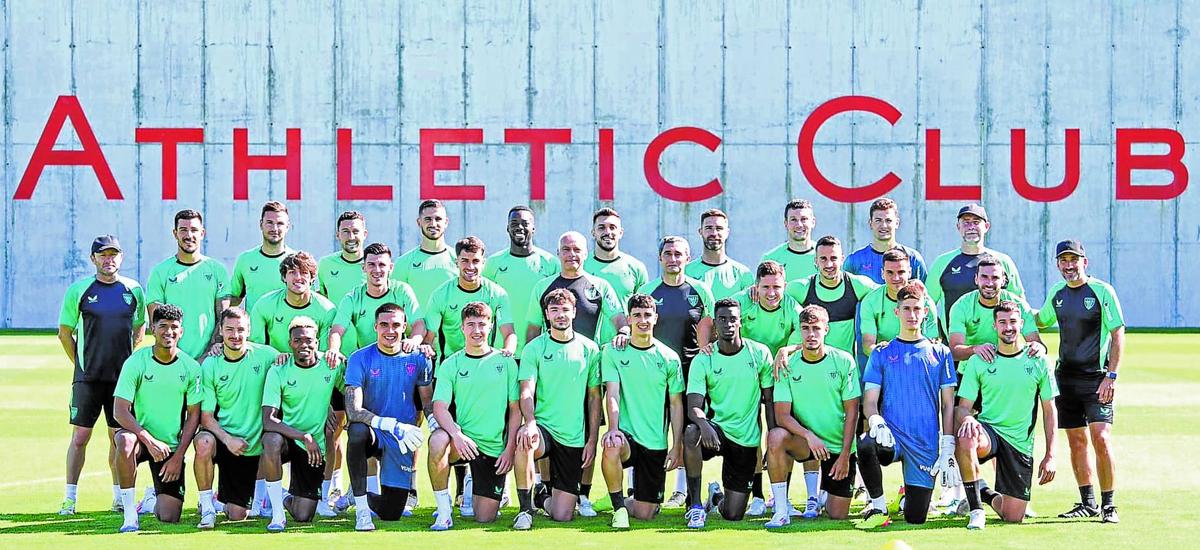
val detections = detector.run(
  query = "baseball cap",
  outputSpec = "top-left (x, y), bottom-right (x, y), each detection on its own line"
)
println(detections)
top-left (1055, 239), bottom-right (1085, 258)
top-left (957, 203), bottom-right (988, 222)
top-left (91, 235), bottom-right (122, 254)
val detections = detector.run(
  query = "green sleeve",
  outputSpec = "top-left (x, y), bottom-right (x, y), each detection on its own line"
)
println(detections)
top-left (921, 297), bottom-right (940, 339)
top-left (333, 292), bottom-right (354, 330)
top-left (493, 286), bottom-right (514, 327)
top-left (432, 359), bottom-right (454, 404)
top-left (698, 282), bottom-right (715, 319)
top-left (947, 296), bottom-right (969, 336)
top-left (506, 357), bottom-right (520, 401)
top-left (525, 279), bottom-right (547, 331)
top-left (633, 261), bottom-right (649, 293)
top-left (1000, 254), bottom-right (1025, 297)
top-left (249, 299), bottom-right (268, 344)
top-left (1094, 281), bottom-right (1125, 332)
top-left (785, 279), bottom-right (807, 304)
top-left (186, 361), bottom-right (204, 406)
top-left (132, 286), bottom-right (146, 327)
top-left (1019, 297), bottom-right (1039, 336)
top-left (860, 293), bottom-right (880, 337)
top-left (757, 345), bottom-right (775, 389)
top-left (423, 286), bottom-right (444, 334)
top-left (1035, 288), bottom-right (1059, 328)
top-left (262, 366), bottom-right (282, 409)
top-left (843, 358), bottom-right (862, 400)
top-left (666, 353), bottom-right (684, 394)
top-left (773, 364), bottom-right (793, 403)
top-left (397, 281), bottom-right (422, 321)
top-left (58, 281), bottom-right (82, 329)
top-left (200, 359), bottom-right (217, 412)
top-left (214, 261), bottom-right (232, 299)
top-left (146, 266), bottom-right (166, 306)
top-left (956, 358), bottom-right (980, 401)
top-left (850, 274), bottom-right (880, 299)
top-left (482, 257), bottom-right (497, 280)
top-left (586, 344), bottom-right (602, 388)
top-left (738, 266), bottom-right (755, 294)
top-left (1038, 357), bottom-right (1058, 400)
top-left (600, 346), bottom-right (618, 384)
top-left (113, 356), bottom-right (140, 402)
top-left (230, 256), bottom-right (247, 299)
top-left (685, 354), bottom-right (709, 396)
top-left (925, 253), bottom-right (950, 307)
top-left (517, 339), bottom-right (538, 381)
top-left (318, 303), bottom-right (337, 349)
top-left (600, 280), bottom-right (623, 320)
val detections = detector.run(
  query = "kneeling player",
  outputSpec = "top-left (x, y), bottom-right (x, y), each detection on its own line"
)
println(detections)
top-left (427, 302), bottom-right (521, 529)
top-left (683, 298), bottom-right (774, 528)
top-left (766, 305), bottom-right (860, 527)
top-left (344, 303), bottom-right (432, 530)
top-left (600, 294), bottom-right (685, 528)
top-left (260, 317), bottom-right (344, 532)
top-left (513, 290), bottom-right (602, 528)
top-left (193, 308), bottom-right (277, 527)
top-left (955, 301), bottom-right (1058, 529)
top-left (112, 305), bottom-right (203, 532)
top-left (857, 281), bottom-right (960, 527)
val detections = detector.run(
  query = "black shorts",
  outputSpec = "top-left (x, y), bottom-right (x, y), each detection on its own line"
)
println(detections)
top-left (450, 454), bottom-right (505, 501)
top-left (330, 388), bottom-right (346, 413)
top-left (135, 446), bottom-right (186, 501)
top-left (1056, 374), bottom-right (1113, 429)
top-left (620, 431), bottom-right (667, 504)
top-left (279, 439), bottom-right (325, 501)
top-left (70, 381), bottom-right (119, 429)
top-left (819, 453), bottom-right (857, 499)
top-left (369, 486), bottom-right (412, 521)
top-left (698, 423), bottom-right (758, 494)
top-left (212, 435), bottom-right (260, 509)
top-left (979, 422), bottom-right (1034, 501)
top-left (538, 425), bottom-right (584, 496)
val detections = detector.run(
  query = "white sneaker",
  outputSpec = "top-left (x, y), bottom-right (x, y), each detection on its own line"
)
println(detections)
top-left (704, 482), bottom-right (721, 511)
top-left (197, 510), bottom-right (216, 529)
top-left (1024, 503), bottom-right (1038, 518)
top-left (685, 505), bottom-right (707, 529)
top-left (500, 490), bottom-right (511, 508)
top-left (430, 511), bottom-right (453, 531)
top-left (967, 508), bottom-right (986, 530)
top-left (258, 497), bottom-right (273, 518)
top-left (765, 508), bottom-right (792, 529)
top-left (355, 509), bottom-right (376, 531)
top-left (513, 510), bottom-right (534, 530)
top-left (664, 491), bottom-right (687, 508)
top-left (577, 496), bottom-right (597, 517)
top-left (119, 520), bottom-right (140, 533)
top-left (747, 497), bottom-right (767, 516)
top-left (461, 478), bottom-right (475, 517)
top-left (137, 491), bottom-right (157, 515)
top-left (802, 496), bottom-right (820, 519)
top-left (316, 498), bottom-right (338, 517)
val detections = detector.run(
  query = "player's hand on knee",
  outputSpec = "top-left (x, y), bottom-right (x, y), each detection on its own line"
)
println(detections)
top-left (602, 429), bottom-right (626, 449)
top-left (302, 433), bottom-right (323, 466)
top-left (226, 436), bottom-right (249, 456)
top-left (497, 447), bottom-right (515, 474)
top-left (805, 433), bottom-right (830, 461)
top-left (451, 432), bottom-right (479, 460)
top-left (161, 454), bottom-right (183, 482)
top-left (957, 415), bottom-right (982, 439)
top-left (146, 437), bottom-right (171, 462)
top-left (830, 453), bottom-right (850, 480)
top-left (399, 424), bottom-right (423, 453)
top-left (699, 421), bottom-right (721, 451)
top-left (582, 442), bottom-right (597, 469)
top-left (867, 415), bottom-right (894, 448)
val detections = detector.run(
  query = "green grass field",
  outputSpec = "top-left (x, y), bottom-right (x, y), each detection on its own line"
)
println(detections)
top-left (1, 333), bottom-right (1196, 549)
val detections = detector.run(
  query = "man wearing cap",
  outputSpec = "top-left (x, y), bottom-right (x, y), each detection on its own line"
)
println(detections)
top-left (57, 235), bottom-right (147, 515)
top-left (1035, 240), bottom-right (1125, 524)
top-left (926, 204), bottom-right (1025, 337)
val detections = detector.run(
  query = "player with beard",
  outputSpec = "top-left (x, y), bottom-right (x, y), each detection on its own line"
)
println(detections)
top-left (483, 206), bottom-right (560, 357)
top-left (585, 208), bottom-right (650, 323)
top-left (949, 255), bottom-right (1046, 364)
top-left (231, 201), bottom-right (294, 312)
top-left (685, 209), bottom-right (753, 301)
top-left (317, 211), bottom-right (368, 309)
top-left (394, 199), bottom-right (458, 307)
top-left (926, 204), bottom-right (1025, 336)
top-left (146, 209), bottom-right (230, 360)
top-left (760, 199), bottom-right (818, 282)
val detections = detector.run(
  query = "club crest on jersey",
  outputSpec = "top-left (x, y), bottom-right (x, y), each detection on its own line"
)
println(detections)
top-left (687, 294), bottom-right (700, 307)
top-left (252, 365), bottom-right (261, 374)
top-left (1025, 364), bottom-right (1035, 376)
top-left (122, 292), bottom-right (133, 305)
top-left (406, 364), bottom-right (416, 376)
top-left (1084, 297), bottom-right (1096, 310)
top-left (585, 286), bottom-right (602, 301)
top-left (205, 273), bottom-right (213, 281)
top-left (324, 374), bottom-right (332, 383)
top-left (496, 362), bottom-right (505, 373)
top-left (828, 370), bottom-right (838, 380)
top-left (179, 373), bottom-right (186, 382)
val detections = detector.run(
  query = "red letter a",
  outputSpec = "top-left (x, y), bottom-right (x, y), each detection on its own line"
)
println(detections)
top-left (13, 96), bottom-right (121, 200)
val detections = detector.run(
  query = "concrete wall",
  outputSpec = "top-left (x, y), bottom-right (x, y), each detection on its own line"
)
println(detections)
top-left (1, 0), bottom-right (1195, 328)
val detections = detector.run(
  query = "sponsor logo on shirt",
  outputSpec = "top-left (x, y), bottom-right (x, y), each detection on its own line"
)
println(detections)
top-left (950, 266), bottom-right (962, 274)
top-left (1054, 299), bottom-right (1063, 308)
top-left (274, 316), bottom-right (284, 323)
top-left (1084, 297), bottom-right (1096, 310)
top-left (543, 354), bottom-right (554, 361)
top-left (986, 366), bottom-right (998, 376)
top-left (287, 379), bottom-right (298, 387)
top-left (87, 295), bottom-right (99, 304)
top-left (791, 372), bottom-right (803, 382)
top-left (331, 270), bottom-right (339, 277)
top-left (370, 368), bottom-right (381, 378)
top-left (143, 374), bottom-right (155, 381)
top-left (745, 314), bottom-right (757, 322)
top-left (619, 360), bottom-right (630, 368)
top-left (250, 266), bottom-right (259, 272)
top-left (219, 375), bottom-right (230, 383)
top-left (713, 367), bottom-right (724, 375)
top-left (169, 275), bottom-right (180, 283)
top-left (412, 262), bottom-right (422, 268)
top-left (449, 303), bottom-right (459, 310)
top-left (498, 266), bottom-right (509, 273)
top-left (458, 369), bottom-right (470, 378)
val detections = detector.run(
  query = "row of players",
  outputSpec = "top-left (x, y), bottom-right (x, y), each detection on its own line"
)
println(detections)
top-left (58, 197), bottom-right (1124, 531)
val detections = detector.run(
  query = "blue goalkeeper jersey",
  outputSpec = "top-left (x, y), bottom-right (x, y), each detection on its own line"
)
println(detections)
top-left (863, 337), bottom-right (956, 454)
top-left (344, 345), bottom-right (432, 425)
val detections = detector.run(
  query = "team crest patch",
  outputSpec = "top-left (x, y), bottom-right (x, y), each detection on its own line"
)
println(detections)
top-left (122, 292), bottom-right (133, 305)
top-left (252, 365), bottom-right (261, 374)
top-left (585, 286), bottom-right (602, 301)
top-left (1025, 364), bottom-right (1035, 376)
top-left (1084, 297), bottom-right (1096, 310)
top-left (324, 374), bottom-right (332, 383)
top-left (496, 362), bottom-right (505, 373)
top-left (205, 273), bottom-right (213, 281)
top-left (828, 370), bottom-right (838, 380)
top-left (687, 294), bottom-right (699, 307)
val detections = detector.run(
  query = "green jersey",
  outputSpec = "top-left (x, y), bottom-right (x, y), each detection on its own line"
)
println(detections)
top-left (484, 247), bottom-right (560, 354)
top-left (518, 333), bottom-right (601, 447)
top-left (685, 258), bottom-right (754, 301)
top-left (760, 242), bottom-right (817, 282)
top-left (230, 246), bottom-right (294, 313)
top-left (433, 350), bottom-right (519, 457)
top-left (113, 348), bottom-right (203, 450)
top-left (262, 357), bottom-right (343, 449)
top-left (146, 255), bottom-right (231, 358)
top-left (926, 247), bottom-right (1025, 335)
top-left (601, 340), bottom-right (684, 450)
top-left (786, 273), bottom-right (879, 353)
top-left (424, 279), bottom-right (513, 358)
top-left (733, 290), bottom-right (803, 356)
top-left (774, 347), bottom-right (860, 453)
top-left (685, 339), bottom-right (774, 447)
top-left (958, 350), bottom-right (1056, 456)
top-left (858, 285), bottom-right (940, 349)
top-left (948, 290), bottom-right (1038, 348)
top-left (584, 252), bottom-right (649, 310)
top-left (392, 247), bottom-right (458, 307)
top-left (200, 342), bottom-right (277, 456)
top-left (249, 290), bottom-right (338, 353)
top-left (333, 281), bottom-right (422, 355)
top-left (316, 252), bottom-right (365, 303)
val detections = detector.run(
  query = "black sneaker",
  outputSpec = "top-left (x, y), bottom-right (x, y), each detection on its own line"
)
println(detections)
top-left (1058, 502), bottom-right (1099, 518)
top-left (1101, 505), bottom-right (1119, 524)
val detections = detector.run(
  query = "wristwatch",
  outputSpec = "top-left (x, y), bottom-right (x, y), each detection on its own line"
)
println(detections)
top-left (1105, 371), bottom-right (1118, 380)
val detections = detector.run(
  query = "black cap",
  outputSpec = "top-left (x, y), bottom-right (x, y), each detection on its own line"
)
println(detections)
top-left (91, 235), bottom-right (121, 254)
top-left (957, 203), bottom-right (988, 222)
top-left (1055, 239), bottom-right (1085, 258)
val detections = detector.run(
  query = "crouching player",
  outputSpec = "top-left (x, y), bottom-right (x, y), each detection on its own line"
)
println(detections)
top-left (682, 298), bottom-right (774, 528)
top-left (193, 308), bottom-right (278, 527)
top-left (857, 281), bottom-right (960, 527)
top-left (344, 303), bottom-right (433, 530)
top-left (765, 305), bottom-right (859, 527)
top-left (955, 301), bottom-right (1058, 529)
top-left (427, 302), bottom-right (521, 529)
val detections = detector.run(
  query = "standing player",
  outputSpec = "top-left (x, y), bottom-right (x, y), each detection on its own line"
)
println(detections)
top-left (585, 207), bottom-right (650, 312)
top-left (685, 209), bottom-right (753, 301)
top-left (857, 281), bottom-right (959, 527)
top-left (600, 294), bottom-right (685, 529)
top-left (394, 199), bottom-right (458, 307)
top-left (785, 235), bottom-right (878, 354)
top-left (512, 289), bottom-right (602, 528)
top-left (317, 211), bottom-right (368, 304)
top-left (427, 302), bottom-right (522, 529)
top-left (955, 301), bottom-right (1058, 529)
top-left (926, 204), bottom-right (1025, 335)
top-left (844, 198), bottom-right (927, 284)
top-left (260, 317), bottom-right (345, 532)
top-left (682, 298), bottom-right (774, 528)
top-left (765, 305), bottom-right (859, 527)
top-left (111, 305), bottom-right (202, 532)
top-left (192, 308), bottom-right (278, 527)
top-left (733, 261), bottom-right (802, 357)
top-left (948, 255), bottom-right (1046, 363)
top-left (761, 199), bottom-right (818, 282)
top-left (483, 205), bottom-right (560, 356)
top-left (860, 248), bottom-right (940, 354)
top-left (344, 303), bottom-right (433, 531)
top-left (1035, 240), bottom-right (1124, 523)
top-left (146, 209), bottom-right (231, 360)
top-left (330, 243), bottom-right (425, 357)
top-left (424, 236), bottom-right (517, 358)
top-left (644, 236), bottom-right (714, 506)
top-left (231, 201), bottom-right (294, 312)
top-left (58, 235), bottom-right (146, 515)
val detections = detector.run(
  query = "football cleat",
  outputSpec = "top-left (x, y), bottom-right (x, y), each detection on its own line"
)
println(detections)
top-left (685, 505), bottom-right (706, 529)
top-left (1058, 502), bottom-right (1100, 518)
top-left (58, 498), bottom-right (76, 516)
top-left (966, 508), bottom-right (986, 530)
